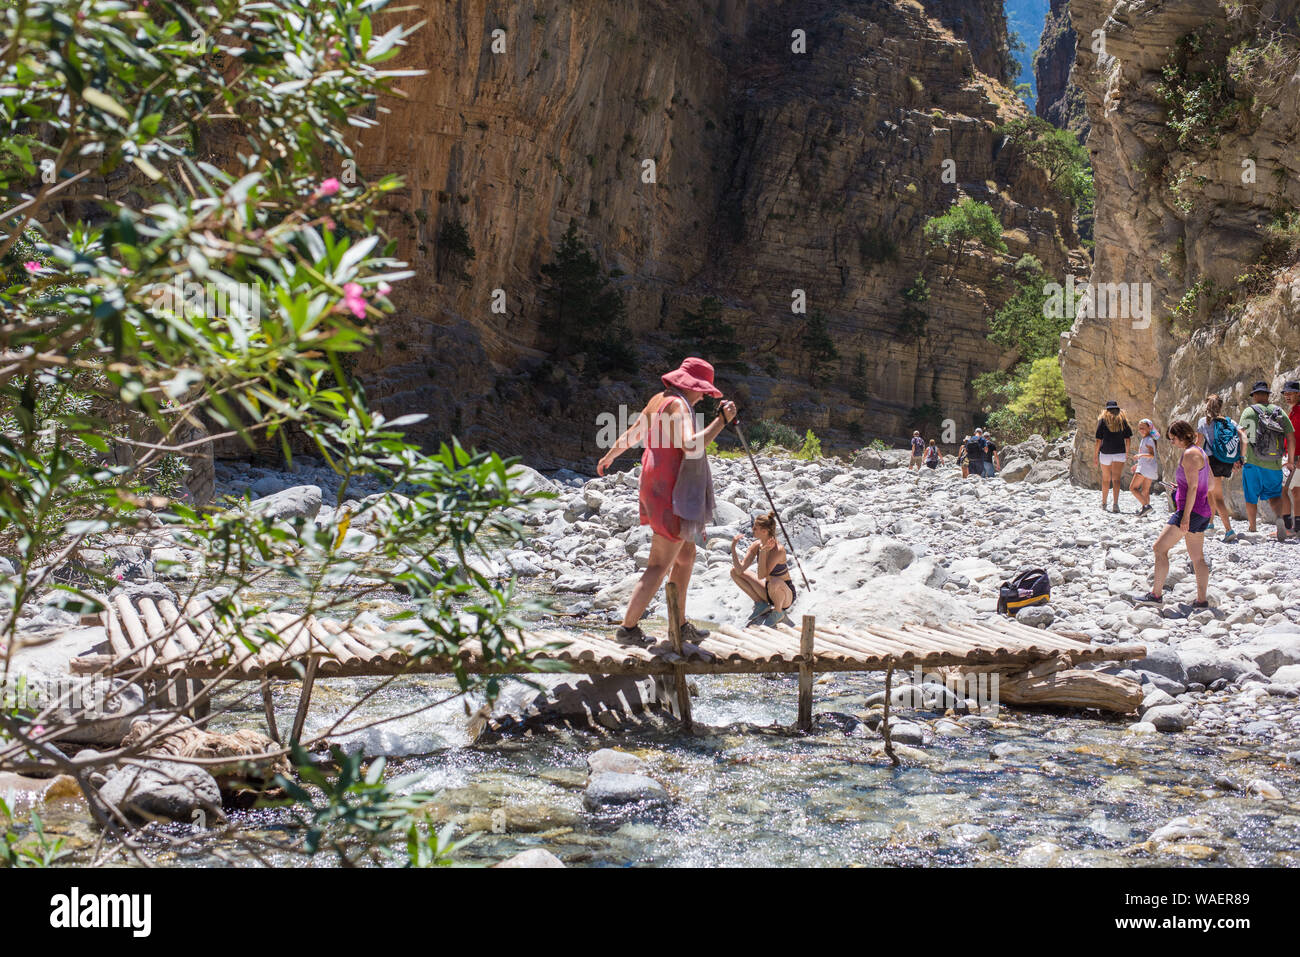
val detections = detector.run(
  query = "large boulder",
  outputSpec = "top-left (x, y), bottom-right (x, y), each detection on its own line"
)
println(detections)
top-left (998, 458), bottom-right (1034, 482)
top-left (710, 499), bottom-right (748, 528)
top-left (247, 484), bottom-right (322, 523)
top-left (1234, 625), bottom-right (1300, 676)
top-left (1178, 646), bottom-right (1255, 686)
top-left (20, 675), bottom-right (148, 746)
top-left (851, 450), bottom-right (885, 470)
top-left (97, 759), bottom-right (225, 826)
top-left (1002, 434), bottom-right (1048, 462)
top-left (1024, 459), bottom-right (1070, 484)
top-left (582, 772), bottom-right (669, 811)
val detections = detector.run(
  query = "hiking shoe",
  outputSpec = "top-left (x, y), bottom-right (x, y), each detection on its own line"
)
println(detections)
top-left (1136, 504), bottom-right (1152, 517)
top-left (747, 600), bottom-right (774, 625)
top-left (1191, 600), bottom-right (1211, 610)
top-left (1135, 592), bottom-right (1163, 605)
top-left (679, 621), bottom-right (710, 643)
top-left (615, 625), bottom-right (647, 645)
top-left (1222, 529), bottom-right (1239, 543)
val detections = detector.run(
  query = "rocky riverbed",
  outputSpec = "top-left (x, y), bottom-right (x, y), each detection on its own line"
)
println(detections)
top-left (5, 435), bottom-right (1300, 866)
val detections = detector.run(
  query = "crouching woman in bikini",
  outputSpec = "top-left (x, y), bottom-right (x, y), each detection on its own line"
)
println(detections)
top-left (730, 512), bottom-right (796, 623)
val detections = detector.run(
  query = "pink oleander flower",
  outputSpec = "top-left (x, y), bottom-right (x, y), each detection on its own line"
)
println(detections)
top-left (32, 725), bottom-right (45, 736)
top-left (23, 260), bottom-right (41, 274)
top-left (316, 177), bottom-right (341, 198)
top-left (342, 281), bottom-right (366, 319)
top-left (120, 266), bottom-right (131, 276)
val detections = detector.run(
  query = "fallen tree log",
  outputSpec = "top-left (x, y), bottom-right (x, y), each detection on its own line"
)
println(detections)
top-left (940, 655), bottom-right (1144, 715)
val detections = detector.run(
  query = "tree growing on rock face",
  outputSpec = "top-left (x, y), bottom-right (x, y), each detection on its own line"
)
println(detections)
top-left (0, 0), bottom-right (543, 868)
top-left (674, 295), bottom-right (743, 370)
top-left (923, 198), bottom-right (1008, 283)
top-left (800, 310), bottom-right (839, 386)
top-left (435, 217), bottom-right (476, 282)
top-left (1006, 357), bottom-right (1070, 436)
top-left (538, 221), bottom-right (636, 374)
top-left (996, 117), bottom-right (1094, 217)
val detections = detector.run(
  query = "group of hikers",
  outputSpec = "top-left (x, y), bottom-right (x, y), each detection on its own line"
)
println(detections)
top-left (1095, 380), bottom-right (1298, 609)
top-left (594, 357), bottom-right (1299, 642)
top-left (1094, 381), bottom-right (1300, 537)
top-left (906, 428), bottom-right (1002, 477)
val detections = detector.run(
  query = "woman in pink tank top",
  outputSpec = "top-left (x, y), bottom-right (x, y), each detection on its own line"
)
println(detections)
top-left (1138, 420), bottom-right (1211, 608)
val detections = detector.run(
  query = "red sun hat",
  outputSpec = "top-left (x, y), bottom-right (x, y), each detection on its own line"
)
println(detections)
top-left (662, 357), bottom-right (723, 398)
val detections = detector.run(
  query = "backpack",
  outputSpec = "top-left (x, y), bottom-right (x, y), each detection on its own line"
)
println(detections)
top-left (1208, 416), bottom-right (1241, 463)
top-left (964, 436), bottom-right (984, 460)
top-left (924, 445), bottom-right (939, 463)
top-left (997, 568), bottom-right (1051, 617)
top-left (1248, 403), bottom-right (1288, 463)
top-left (911, 436), bottom-right (924, 454)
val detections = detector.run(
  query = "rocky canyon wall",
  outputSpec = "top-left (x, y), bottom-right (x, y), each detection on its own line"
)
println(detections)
top-left (1060, 0), bottom-right (1300, 491)
top-left (348, 0), bottom-right (1084, 470)
top-left (1033, 0), bottom-right (1088, 136)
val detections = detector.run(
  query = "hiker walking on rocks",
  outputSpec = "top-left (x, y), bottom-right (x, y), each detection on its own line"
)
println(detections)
top-left (1280, 380), bottom-right (1300, 538)
top-left (923, 438), bottom-right (943, 470)
top-left (1195, 393), bottom-right (1243, 542)
top-left (980, 432), bottom-right (1000, 478)
top-left (1130, 418), bottom-right (1159, 516)
top-left (957, 436), bottom-right (970, 478)
top-left (1094, 400), bottom-right (1132, 513)
top-left (730, 512), bottom-right (796, 625)
top-left (964, 430), bottom-right (986, 478)
top-left (1139, 420), bottom-right (1211, 608)
top-left (596, 357), bottom-right (736, 644)
top-left (908, 431), bottom-right (925, 470)
top-left (1238, 380), bottom-right (1295, 541)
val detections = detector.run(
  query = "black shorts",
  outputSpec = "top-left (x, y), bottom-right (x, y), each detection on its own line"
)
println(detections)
top-left (1208, 456), bottom-right (1234, 478)
top-left (925, 460), bottom-right (938, 469)
top-left (1167, 510), bottom-right (1211, 534)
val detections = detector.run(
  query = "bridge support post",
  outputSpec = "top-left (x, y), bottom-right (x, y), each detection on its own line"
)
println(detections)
top-left (797, 614), bottom-right (815, 731)
top-left (664, 582), bottom-right (693, 732)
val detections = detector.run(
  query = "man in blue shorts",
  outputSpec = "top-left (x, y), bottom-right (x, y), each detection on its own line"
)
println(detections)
top-left (1238, 380), bottom-right (1296, 541)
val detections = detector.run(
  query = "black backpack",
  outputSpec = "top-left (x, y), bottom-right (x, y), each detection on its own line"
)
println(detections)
top-left (997, 568), bottom-right (1051, 616)
top-left (964, 436), bottom-right (984, 460)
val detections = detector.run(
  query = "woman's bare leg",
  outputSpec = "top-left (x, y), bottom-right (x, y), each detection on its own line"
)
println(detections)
top-left (1184, 532), bottom-right (1209, 602)
top-left (730, 567), bottom-right (767, 603)
top-left (765, 576), bottom-right (793, 612)
top-left (1208, 474), bottom-right (1234, 533)
top-left (667, 540), bottom-right (697, 620)
top-left (1151, 524), bottom-right (1183, 597)
top-left (621, 533), bottom-right (684, 629)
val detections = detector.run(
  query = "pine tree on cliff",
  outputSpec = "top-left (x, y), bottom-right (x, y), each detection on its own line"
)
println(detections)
top-left (539, 221), bottom-right (635, 373)
top-left (801, 311), bottom-right (839, 386)
top-left (675, 296), bottom-right (743, 369)
top-left (923, 198), bottom-right (1008, 283)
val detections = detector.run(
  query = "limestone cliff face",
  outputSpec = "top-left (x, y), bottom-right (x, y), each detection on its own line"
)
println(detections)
top-left (1060, 0), bottom-right (1300, 489)
top-left (1033, 0), bottom-right (1088, 136)
top-left (355, 0), bottom-right (1083, 469)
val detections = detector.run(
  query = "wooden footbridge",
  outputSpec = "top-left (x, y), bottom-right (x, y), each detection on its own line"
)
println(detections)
top-left (73, 583), bottom-right (1145, 740)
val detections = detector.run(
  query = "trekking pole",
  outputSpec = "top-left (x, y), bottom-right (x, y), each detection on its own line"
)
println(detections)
top-left (726, 414), bottom-right (813, 594)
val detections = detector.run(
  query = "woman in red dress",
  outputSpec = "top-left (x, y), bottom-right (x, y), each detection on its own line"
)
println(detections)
top-left (596, 358), bottom-right (736, 644)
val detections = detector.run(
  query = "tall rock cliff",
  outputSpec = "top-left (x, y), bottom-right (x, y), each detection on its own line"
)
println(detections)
top-left (1033, 0), bottom-right (1089, 136)
top-left (1060, 0), bottom-right (1300, 489)
top-left (354, 0), bottom-right (1084, 469)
